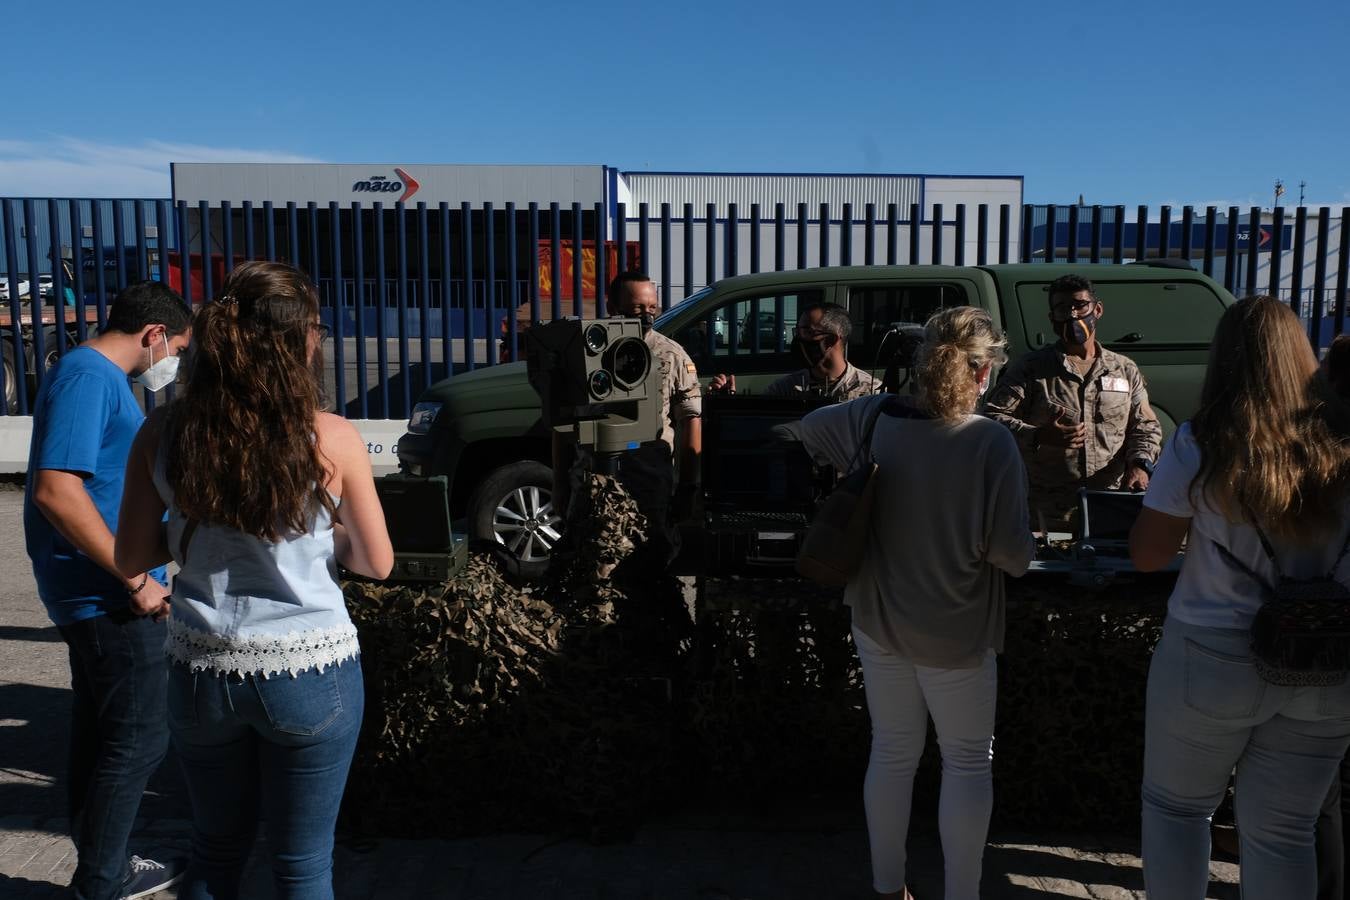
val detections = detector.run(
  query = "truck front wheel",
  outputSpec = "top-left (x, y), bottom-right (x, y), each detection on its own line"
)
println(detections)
top-left (467, 460), bottom-right (564, 582)
top-left (1, 344), bottom-right (18, 414)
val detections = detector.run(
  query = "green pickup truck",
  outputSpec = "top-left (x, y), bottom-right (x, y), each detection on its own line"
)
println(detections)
top-left (396, 262), bottom-right (1233, 579)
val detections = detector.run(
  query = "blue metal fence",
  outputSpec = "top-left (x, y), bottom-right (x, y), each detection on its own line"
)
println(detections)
top-left (1, 198), bottom-right (1347, 421)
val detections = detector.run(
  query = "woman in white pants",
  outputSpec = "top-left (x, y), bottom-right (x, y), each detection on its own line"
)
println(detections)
top-left (799, 307), bottom-right (1035, 900)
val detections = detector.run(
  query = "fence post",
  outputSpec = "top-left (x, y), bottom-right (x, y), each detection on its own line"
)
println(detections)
top-left (911, 203), bottom-right (923, 264)
top-left (395, 201), bottom-right (411, 417)
top-left (1044, 204), bottom-right (1057, 264)
top-left (841, 203), bottom-right (853, 266)
top-left (1311, 207), bottom-right (1331, 350)
top-left (1291, 207), bottom-right (1307, 318)
top-left (1089, 205), bottom-right (1102, 264)
top-left (888, 203), bottom-right (899, 265)
top-left (1202, 207), bottom-right (1217, 278)
top-left (1180, 206), bottom-right (1194, 262)
top-left (1335, 207), bottom-right (1349, 336)
top-left (864, 203), bottom-right (876, 266)
top-left (220, 200), bottom-right (233, 275)
top-left (352, 202), bottom-right (369, 415)
top-left (954, 204), bottom-right (966, 266)
top-left (726, 203), bottom-right (739, 278)
top-left (1, 200), bottom-right (27, 413)
top-left (638, 203), bottom-right (650, 277)
top-left (750, 204), bottom-right (761, 274)
top-left (819, 203), bottom-right (830, 268)
top-left (977, 204), bottom-right (989, 266)
top-left (1224, 207), bottom-right (1240, 293)
top-left (1111, 206), bottom-right (1125, 265)
top-left (797, 203), bottom-right (809, 269)
top-left (999, 204), bottom-right (1010, 265)
top-left (1020, 205), bottom-right (1034, 263)
top-left (661, 203), bottom-right (672, 310)
top-left (683, 204), bottom-right (695, 297)
top-left (418, 202), bottom-right (432, 389)
top-left (464, 202), bottom-right (479, 371)
top-left (1066, 204), bottom-right (1079, 264)
top-left (1269, 207), bottom-right (1285, 298)
top-left (264, 200), bottom-right (277, 261)
top-left (1158, 205), bottom-right (1171, 259)
top-left (329, 201), bottom-right (347, 414)
top-left (373, 202), bottom-right (390, 419)
top-left (505, 202), bottom-right (518, 364)
top-left (439, 203), bottom-right (454, 375)
top-left (594, 200), bottom-right (606, 319)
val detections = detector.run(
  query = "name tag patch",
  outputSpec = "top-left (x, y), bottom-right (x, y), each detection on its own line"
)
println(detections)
top-left (1100, 376), bottom-right (1130, 393)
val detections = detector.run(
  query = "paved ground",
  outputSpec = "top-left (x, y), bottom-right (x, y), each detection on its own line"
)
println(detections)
top-left (0, 491), bottom-right (1241, 898)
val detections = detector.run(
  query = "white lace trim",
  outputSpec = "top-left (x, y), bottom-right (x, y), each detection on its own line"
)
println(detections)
top-left (167, 618), bottom-right (360, 679)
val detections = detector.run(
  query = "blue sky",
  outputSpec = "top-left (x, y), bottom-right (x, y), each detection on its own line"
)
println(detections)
top-left (2, 0), bottom-right (1346, 208)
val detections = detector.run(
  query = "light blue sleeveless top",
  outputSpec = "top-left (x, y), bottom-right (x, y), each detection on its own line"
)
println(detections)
top-left (152, 442), bottom-right (359, 677)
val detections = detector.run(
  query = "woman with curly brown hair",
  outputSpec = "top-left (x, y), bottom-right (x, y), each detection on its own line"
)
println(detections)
top-left (1131, 295), bottom-right (1350, 898)
top-left (115, 261), bottom-right (392, 900)
top-left (798, 306), bottom-right (1035, 900)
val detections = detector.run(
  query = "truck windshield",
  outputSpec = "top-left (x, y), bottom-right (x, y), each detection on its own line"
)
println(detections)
top-left (654, 287), bottom-right (714, 332)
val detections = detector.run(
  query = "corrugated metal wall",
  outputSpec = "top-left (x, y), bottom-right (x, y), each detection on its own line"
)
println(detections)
top-left (623, 173), bottom-right (923, 219)
top-left (0, 200), bottom-right (166, 276)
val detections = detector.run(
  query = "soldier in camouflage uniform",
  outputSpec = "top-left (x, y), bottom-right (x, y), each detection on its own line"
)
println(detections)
top-left (984, 274), bottom-right (1162, 531)
top-left (553, 272), bottom-right (702, 569)
top-left (709, 303), bottom-right (881, 402)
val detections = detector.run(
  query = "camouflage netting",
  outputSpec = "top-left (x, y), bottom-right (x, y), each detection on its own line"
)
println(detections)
top-left (342, 474), bottom-right (1173, 838)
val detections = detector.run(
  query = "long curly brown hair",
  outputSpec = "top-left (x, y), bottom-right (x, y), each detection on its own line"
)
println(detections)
top-left (1190, 295), bottom-right (1350, 540)
top-left (166, 261), bottom-right (337, 541)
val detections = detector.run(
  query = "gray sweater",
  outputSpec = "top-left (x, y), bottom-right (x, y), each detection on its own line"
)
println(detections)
top-left (799, 396), bottom-right (1034, 668)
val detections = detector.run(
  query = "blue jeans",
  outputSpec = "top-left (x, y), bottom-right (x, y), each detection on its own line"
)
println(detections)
top-left (168, 659), bottom-right (364, 900)
top-left (58, 609), bottom-right (170, 900)
top-left (1142, 616), bottom-right (1350, 899)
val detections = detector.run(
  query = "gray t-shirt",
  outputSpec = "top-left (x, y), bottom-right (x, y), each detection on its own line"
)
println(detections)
top-left (799, 396), bottom-right (1034, 668)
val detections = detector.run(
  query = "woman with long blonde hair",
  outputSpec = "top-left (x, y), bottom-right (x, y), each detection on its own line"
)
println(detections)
top-left (115, 261), bottom-right (393, 899)
top-left (798, 306), bottom-right (1034, 900)
top-left (1131, 294), bottom-right (1350, 898)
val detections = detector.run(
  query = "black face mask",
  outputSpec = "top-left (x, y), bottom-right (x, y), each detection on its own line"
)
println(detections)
top-left (637, 311), bottom-right (654, 336)
top-left (793, 335), bottom-right (828, 368)
top-left (1057, 312), bottom-right (1097, 346)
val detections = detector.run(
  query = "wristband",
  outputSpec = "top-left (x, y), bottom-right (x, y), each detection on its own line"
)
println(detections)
top-left (128, 573), bottom-right (149, 595)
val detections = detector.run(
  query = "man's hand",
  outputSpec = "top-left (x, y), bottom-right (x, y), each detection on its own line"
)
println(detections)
top-left (1124, 463), bottom-right (1151, 493)
top-left (129, 576), bottom-right (171, 622)
top-left (1036, 414), bottom-right (1087, 449)
top-left (708, 374), bottom-right (735, 394)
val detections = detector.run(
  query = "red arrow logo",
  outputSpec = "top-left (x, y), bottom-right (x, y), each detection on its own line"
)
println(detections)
top-left (1258, 227), bottom-right (1271, 247)
top-left (395, 167), bottom-right (420, 203)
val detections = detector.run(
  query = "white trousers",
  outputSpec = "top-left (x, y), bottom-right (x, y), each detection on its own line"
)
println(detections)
top-left (852, 626), bottom-right (996, 899)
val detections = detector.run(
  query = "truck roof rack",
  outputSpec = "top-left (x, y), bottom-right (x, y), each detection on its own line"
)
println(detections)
top-left (1127, 257), bottom-right (1195, 271)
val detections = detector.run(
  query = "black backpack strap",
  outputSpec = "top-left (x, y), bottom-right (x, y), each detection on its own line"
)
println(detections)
top-left (1213, 538), bottom-right (1276, 596)
top-left (1247, 521), bottom-right (1287, 581)
top-left (1326, 525), bottom-right (1350, 579)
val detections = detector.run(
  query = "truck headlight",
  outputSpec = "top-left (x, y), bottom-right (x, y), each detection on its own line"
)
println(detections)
top-left (407, 401), bottom-right (442, 434)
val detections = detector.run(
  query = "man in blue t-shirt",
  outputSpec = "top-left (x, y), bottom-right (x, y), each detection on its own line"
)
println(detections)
top-left (24, 280), bottom-right (192, 900)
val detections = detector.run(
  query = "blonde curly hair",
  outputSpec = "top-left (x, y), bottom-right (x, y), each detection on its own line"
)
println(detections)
top-left (914, 306), bottom-right (1008, 422)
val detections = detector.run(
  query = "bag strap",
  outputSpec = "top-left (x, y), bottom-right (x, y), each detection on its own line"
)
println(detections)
top-left (844, 399), bottom-right (888, 475)
top-left (1246, 512), bottom-right (1350, 581)
top-left (1213, 539), bottom-right (1276, 596)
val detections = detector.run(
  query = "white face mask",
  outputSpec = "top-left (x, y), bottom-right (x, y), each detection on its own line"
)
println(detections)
top-left (134, 333), bottom-right (179, 393)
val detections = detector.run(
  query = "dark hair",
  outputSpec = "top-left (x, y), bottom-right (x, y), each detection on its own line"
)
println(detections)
top-left (799, 302), bottom-right (852, 340)
top-left (1046, 274), bottom-right (1097, 306)
top-left (104, 281), bottom-right (192, 336)
top-left (1327, 334), bottom-right (1350, 400)
top-left (607, 271), bottom-right (653, 311)
top-left (166, 261), bottom-right (335, 541)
